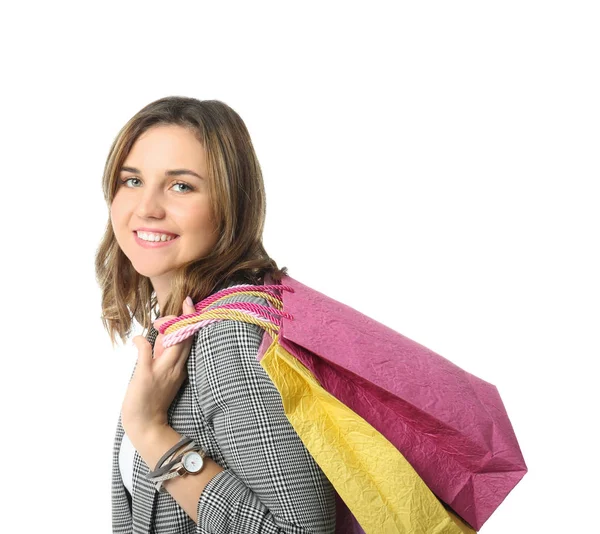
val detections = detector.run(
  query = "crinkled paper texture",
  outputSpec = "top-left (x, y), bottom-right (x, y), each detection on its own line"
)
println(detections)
top-left (260, 338), bottom-right (476, 534)
top-left (260, 274), bottom-right (527, 530)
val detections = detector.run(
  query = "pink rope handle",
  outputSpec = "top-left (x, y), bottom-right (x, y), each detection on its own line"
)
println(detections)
top-left (155, 283), bottom-right (294, 348)
top-left (196, 283), bottom-right (293, 313)
top-left (161, 307), bottom-right (280, 348)
top-left (157, 283), bottom-right (294, 333)
top-left (160, 302), bottom-right (290, 339)
top-left (159, 302), bottom-right (291, 335)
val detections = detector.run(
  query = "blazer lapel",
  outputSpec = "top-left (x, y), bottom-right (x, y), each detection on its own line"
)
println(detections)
top-left (112, 325), bottom-right (160, 534)
top-left (131, 324), bottom-right (160, 534)
top-left (112, 413), bottom-right (133, 534)
top-left (112, 381), bottom-right (158, 534)
top-left (112, 409), bottom-right (158, 534)
top-left (131, 448), bottom-right (158, 534)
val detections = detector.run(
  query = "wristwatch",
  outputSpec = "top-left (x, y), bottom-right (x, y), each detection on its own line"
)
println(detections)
top-left (176, 449), bottom-right (205, 475)
top-left (152, 449), bottom-right (206, 493)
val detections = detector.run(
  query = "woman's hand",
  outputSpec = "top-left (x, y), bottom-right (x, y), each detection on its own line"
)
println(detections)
top-left (121, 296), bottom-right (196, 440)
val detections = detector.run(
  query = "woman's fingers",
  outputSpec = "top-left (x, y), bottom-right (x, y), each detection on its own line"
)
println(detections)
top-left (132, 336), bottom-right (153, 369)
top-left (152, 316), bottom-right (172, 360)
top-left (153, 314), bottom-right (176, 333)
top-left (152, 311), bottom-right (180, 360)
top-left (152, 297), bottom-right (197, 366)
top-left (153, 335), bottom-right (166, 360)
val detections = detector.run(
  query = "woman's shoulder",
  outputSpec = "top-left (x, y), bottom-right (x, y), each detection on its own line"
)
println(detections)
top-left (194, 279), bottom-right (270, 342)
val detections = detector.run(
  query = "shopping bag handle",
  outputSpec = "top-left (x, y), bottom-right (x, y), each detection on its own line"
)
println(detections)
top-left (156, 283), bottom-right (294, 349)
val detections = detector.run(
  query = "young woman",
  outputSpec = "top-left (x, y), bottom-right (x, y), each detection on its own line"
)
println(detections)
top-left (95, 97), bottom-right (337, 533)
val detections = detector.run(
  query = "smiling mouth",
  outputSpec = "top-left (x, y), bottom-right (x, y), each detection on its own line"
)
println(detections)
top-left (133, 231), bottom-right (179, 242)
top-left (133, 231), bottom-right (180, 246)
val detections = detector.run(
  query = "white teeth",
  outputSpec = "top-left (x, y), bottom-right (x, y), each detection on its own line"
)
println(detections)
top-left (137, 231), bottom-right (176, 242)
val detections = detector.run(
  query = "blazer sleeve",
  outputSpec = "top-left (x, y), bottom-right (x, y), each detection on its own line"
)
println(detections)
top-left (193, 315), bottom-right (336, 534)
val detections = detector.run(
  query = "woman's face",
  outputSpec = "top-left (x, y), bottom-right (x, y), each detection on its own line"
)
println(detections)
top-left (110, 124), bottom-right (219, 291)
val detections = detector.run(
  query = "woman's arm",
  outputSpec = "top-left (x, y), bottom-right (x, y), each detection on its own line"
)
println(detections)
top-left (193, 310), bottom-right (337, 533)
top-left (126, 423), bottom-right (224, 523)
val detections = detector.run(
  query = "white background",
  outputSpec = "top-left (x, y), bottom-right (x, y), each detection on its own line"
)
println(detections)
top-left (1, 1), bottom-right (598, 532)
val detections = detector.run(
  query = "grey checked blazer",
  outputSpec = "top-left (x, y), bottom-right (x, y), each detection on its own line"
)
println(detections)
top-left (111, 282), bottom-right (337, 533)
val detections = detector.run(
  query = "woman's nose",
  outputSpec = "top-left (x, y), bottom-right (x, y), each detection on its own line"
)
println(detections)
top-left (135, 189), bottom-right (166, 217)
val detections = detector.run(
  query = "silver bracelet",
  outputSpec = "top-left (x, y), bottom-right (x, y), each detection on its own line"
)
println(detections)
top-left (155, 471), bottom-right (183, 493)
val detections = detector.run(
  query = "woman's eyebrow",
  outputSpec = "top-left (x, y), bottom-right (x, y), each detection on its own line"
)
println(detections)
top-left (119, 166), bottom-right (204, 180)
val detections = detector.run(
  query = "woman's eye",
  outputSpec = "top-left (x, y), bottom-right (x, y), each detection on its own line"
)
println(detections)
top-left (119, 178), bottom-right (193, 193)
top-left (121, 177), bottom-right (140, 187)
top-left (172, 182), bottom-right (193, 193)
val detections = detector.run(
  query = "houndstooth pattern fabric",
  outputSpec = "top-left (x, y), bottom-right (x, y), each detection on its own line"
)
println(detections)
top-left (111, 281), bottom-right (337, 534)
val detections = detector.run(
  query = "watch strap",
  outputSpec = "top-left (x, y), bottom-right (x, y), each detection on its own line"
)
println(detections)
top-left (153, 436), bottom-right (193, 472)
top-left (149, 466), bottom-right (185, 483)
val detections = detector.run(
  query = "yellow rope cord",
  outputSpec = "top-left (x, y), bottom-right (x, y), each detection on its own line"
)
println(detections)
top-left (163, 307), bottom-right (280, 338)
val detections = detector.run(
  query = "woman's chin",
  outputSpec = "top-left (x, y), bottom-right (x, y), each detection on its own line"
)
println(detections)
top-left (129, 263), bottom-right (173, 279)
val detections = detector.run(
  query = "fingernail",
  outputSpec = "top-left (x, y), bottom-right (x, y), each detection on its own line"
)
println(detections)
top-left (185, 296), bottom-right (194, 307)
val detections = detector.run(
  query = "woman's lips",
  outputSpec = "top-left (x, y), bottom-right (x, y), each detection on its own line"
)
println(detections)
top-left (133, 231), bottom-right (180, 249)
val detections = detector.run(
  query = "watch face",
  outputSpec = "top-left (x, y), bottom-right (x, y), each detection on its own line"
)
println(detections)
top-left (183, 451), bottom-right (203, 473)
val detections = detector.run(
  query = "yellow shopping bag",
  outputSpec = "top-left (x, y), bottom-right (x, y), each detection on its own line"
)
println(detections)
top-left (260, 335), bottom-right (477, 534)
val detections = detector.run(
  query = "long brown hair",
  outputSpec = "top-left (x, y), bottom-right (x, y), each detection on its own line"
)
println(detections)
top-left (95, 96), bottom-right (288, 347)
